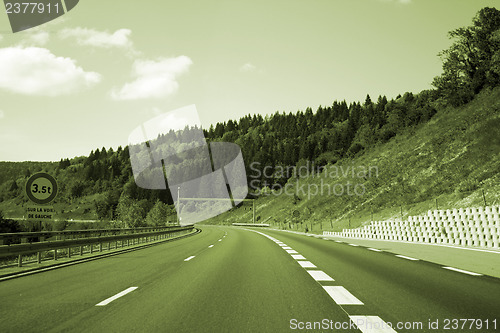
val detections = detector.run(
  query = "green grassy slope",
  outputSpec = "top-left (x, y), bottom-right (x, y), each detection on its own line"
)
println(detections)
top-left (205, 87), bottom-right (500, 232)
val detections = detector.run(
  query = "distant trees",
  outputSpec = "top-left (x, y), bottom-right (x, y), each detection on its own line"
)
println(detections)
top-left (146, 200), bottom-right (175, 226)
top-left (116, 196), bottom-right (147, 228)
top-left (433, 7), bottom-right (500, 105)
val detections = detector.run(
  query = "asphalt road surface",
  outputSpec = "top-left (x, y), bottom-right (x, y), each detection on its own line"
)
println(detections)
top-left (0, 226), bottom-right (498, 332)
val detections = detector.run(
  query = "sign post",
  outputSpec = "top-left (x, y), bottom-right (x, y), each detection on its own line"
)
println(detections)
top-left (25, 172), bottom-right (58, 221)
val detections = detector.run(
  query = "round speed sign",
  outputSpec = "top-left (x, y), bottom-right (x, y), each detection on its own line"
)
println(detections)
top-left (25, 173), bottom-right (58, 204)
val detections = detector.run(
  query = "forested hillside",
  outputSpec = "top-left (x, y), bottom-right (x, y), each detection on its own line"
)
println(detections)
top-left (1, 7), bottom-right (499, 232)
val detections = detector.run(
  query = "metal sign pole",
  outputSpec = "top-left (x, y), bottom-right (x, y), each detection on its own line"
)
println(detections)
top-left (253, 199), bottom-right (255, 224)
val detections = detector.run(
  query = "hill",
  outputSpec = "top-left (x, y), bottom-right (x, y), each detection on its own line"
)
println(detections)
top-left (205, 86), bottom-right (500, 231)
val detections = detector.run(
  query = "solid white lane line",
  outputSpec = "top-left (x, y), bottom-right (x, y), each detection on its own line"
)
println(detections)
top-left (348, 244), bottom-right (359, 247)
top-left (349, 315), bottom-right (397, 333)
top-left (298, 261), bottom-right (317, 268)
top-left (184, 256), bottom-right (195, 261)
top-left (368, 248), bottom-right (382, 252)
top-left (208, 245), bottom-right (214, 248)
top-left (282, 246), bottom-right (292, 250)
top-left (322, 286), bottom-right (363, 305)
top-left (395, 255), bottom-right (419, 261)
top-left (335, 240), bottom-right (343, 243)
top-left (307, 270), bottom-right (334, 281)
top-left (96, 287), bottom-right (138, 306)
top-left (442, 266), bottom-right (482, 276)
top-left (291, 254), bottom-right (306, 260)
top-left (286, 249), bottom-right (299, 254)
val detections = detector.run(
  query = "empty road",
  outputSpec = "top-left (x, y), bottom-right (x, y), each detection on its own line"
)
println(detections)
top-left (0, 226), bottom-right (498, 332)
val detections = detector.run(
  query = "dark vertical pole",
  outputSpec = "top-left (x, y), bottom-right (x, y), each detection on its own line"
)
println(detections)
top-left (253, 200), bottom-right (255, 224)
top-left (482, 190), bottom-right (487, 207)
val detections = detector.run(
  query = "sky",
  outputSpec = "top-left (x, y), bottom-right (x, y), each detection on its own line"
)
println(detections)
top-left (0, 0), bottom-right (498, 161)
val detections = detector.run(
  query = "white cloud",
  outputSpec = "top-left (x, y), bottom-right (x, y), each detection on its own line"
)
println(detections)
top-left (239, 63), bottom-right (257, 72)
top-left (111, 56), bottom-right (193, 100)
top-left (59, 27), bottom-right (134, 49)
top-left (16, 30), bottom-right (50, 46)
top-left (0, 110), bottom-right (4, 119)
top-left (28, 31), bottom-right (50, 45)
top-left (0, 46), bottom-right (101, 96)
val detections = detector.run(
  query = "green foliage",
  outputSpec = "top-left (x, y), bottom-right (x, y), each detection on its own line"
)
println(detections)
top-left (433, 7), bottom-right (500, 105)
top-left (146, 200), bottom-right (175, 226)
top-left (116, 195), bottom-right (147, 228)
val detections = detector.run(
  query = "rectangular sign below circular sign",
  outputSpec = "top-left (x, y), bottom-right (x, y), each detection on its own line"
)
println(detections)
top-left (26, 205), bottom-right (55, 220)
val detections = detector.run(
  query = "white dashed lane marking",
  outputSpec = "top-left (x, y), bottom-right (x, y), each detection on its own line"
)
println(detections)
top-left (322, 286), bottom-right (364, 305)
top-left (298, 261), bottom-right (317, 268)
top-left (247, 229), bottom-right (397, 332)
top-left (442, 267), bottom-right (482, 276)
top-left (208, 245), bottom-right (214, 248)
top-left (307, 270), bottom-right (334, 281)
top-left (291, 254), bottom-right (306, 260)
top-left (349, 315), bottom-right (397, 333)
top-left (395, 255), bottom-right (419, 261)
top-left (96, 287), bottom-right (138, 306)
top-left (184, 256), bottom-right (195, 261)
top-left (368, 248), bottom-right (382, 252)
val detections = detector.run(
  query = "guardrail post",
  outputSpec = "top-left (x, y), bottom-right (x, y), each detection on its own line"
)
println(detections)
top-left (18, 254), bottom-right (22, 267)
top-left (37, 251), bottom-right (41, 264)
top-left (99, 243), bottom-right (103, 252)
top-left (54, 249), bottom-right (58, 261)
top-left (68, 247), bottom-right (71, 258)
top-left (90, 244), bottom-right (93, 254)
top-left (80, 246), bottom-right (83, 256)
top-left (108, 242), bottom-right (111, 250)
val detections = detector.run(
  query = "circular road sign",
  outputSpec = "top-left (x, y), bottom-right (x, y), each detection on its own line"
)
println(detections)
top-left (25, 173), bottom-right (58, 204)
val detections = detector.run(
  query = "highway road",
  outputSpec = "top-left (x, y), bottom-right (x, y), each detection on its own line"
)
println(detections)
top-left (0, 226), bottom-right (499, 332)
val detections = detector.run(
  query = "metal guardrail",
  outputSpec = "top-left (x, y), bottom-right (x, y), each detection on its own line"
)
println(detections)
top-left (0, 226), bottom-right (194, 267)
top-left (232, 223), bottom-right (269, 227)
top-left (0, 226), bottom-right (179, 245)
